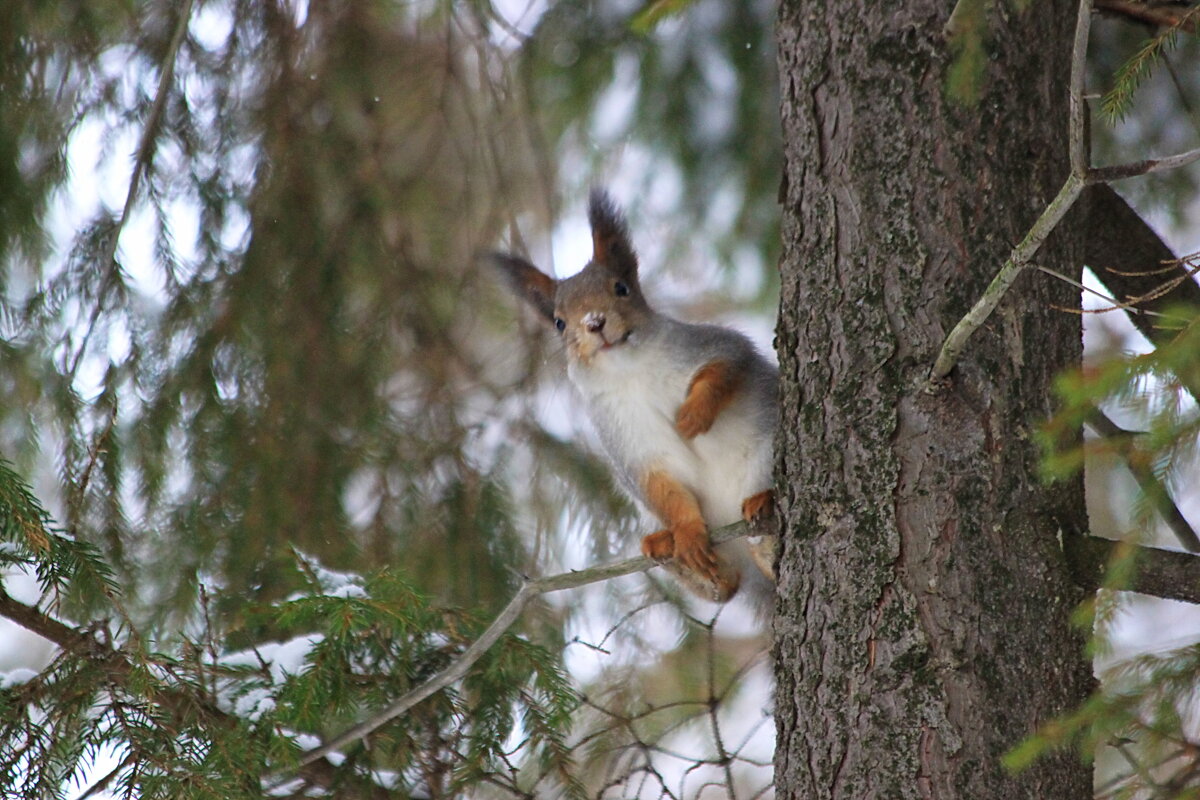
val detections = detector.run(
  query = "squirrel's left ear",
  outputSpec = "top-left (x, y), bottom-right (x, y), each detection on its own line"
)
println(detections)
top-left (588, 188), bottom-right (638, 281)
top-left (487, 252), bottom-right (558, 326)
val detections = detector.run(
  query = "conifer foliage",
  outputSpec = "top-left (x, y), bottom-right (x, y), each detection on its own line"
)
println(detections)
top-left (0, 0), bottom-right (779, 796)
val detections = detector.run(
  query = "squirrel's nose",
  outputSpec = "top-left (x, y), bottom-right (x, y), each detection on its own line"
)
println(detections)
top-left (584, 312), bottom-right (606, 333)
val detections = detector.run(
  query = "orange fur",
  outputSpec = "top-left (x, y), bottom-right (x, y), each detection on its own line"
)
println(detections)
top-left (741, 489), bottom-right (777, 582)
top-left (676, 360), bottom-right (740, 439)
top-left (741, 489), bottom-right (774, 522)
top-left (639, 470), bottom-right (737, 597)
top-left (591, 229), bottom-right (609, 263)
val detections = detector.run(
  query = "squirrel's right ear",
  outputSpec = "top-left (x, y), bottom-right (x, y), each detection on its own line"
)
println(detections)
top-left (487, 252), bottom-right (557, 326)
top-left (588, 188), bottom-right (637, 281)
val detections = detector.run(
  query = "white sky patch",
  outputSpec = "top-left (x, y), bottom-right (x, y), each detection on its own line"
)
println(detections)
top-left (550, 209), bottom-right (593, 279)
top-left (1099, 593), bottom-right (1200, 673)
top-left (590, 53), bottom-right (641, 144)
top-left (191, 0), bottom-right (235, 52)
top-left (488, 0), bottom-right (549, 45)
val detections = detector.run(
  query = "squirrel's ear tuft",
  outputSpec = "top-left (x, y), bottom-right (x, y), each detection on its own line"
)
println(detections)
top-left (487, 252), bottom-right (557, 325)
top-left (588, 188), bottom-right (638, 279)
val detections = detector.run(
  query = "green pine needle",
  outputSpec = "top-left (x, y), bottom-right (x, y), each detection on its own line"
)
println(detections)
top-left (1100, 7), bottom-right (1200, 122)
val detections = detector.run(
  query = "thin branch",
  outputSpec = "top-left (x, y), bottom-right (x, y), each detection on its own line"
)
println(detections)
top-left (74, 754), bottom-right (135, 800)
top-left (1034, 263), bottom-right (1178, 319)
top-left (1084, 409), bottom-right (1200, 553)
top-left (1070, 0), bottom-right (1093, 176)
top-left (1095, 0), bottom-right (1200, 34)
top-left (1065, 533), bottom-right (1200, 605)
top-left (273, 520), bottom-right (762, 783)
top-left (928, 0), bottom-right (1096, 381)
top-left (930, 0), bottom-right (1200, 382)
top-left (1087, 145), bottom-right (1200, 183)
top-left (929, 174), bottom-right (1085, 381)
top-left (66, 0), bottom-right (196, 385)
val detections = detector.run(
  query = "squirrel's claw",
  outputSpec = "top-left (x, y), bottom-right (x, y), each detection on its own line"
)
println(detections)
top-left (672, 525), bottom-right (720, 581)
top-left (642, 526), bottom-right (719, 579)
top-left (741, 489), bottom-right (775, 523)
top-left (643, 527), bottom-right (739, 601)
top-left (641, 529), bottom-right (675, 561)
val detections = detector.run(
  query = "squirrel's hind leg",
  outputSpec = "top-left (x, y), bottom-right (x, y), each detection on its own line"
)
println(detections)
top-left (640, 470), bottom-right (740, 601)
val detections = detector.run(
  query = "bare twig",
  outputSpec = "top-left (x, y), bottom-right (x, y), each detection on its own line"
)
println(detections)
top-left (1034, 263), bottom-right (1177, 319)
top-left (929, 175), bottom-right (1085, 381)
top-left (1087, 145), bottom-right (1200, 183)
top-left (1070, 0), bottom-right (1093, 176)
top-left (1095, 0), bottom-right (1200, 34)
top-left (275, 520), bottom-right (761, 782)
top-left (928, 0), bottom-right (1095, 381)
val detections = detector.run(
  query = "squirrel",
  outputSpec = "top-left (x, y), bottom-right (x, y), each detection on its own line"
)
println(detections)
top-left (491, 189), bottom-right (777, 609)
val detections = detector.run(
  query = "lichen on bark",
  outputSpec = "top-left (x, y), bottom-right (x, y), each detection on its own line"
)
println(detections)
top-left (772, 1), bottom-right (1092, 798)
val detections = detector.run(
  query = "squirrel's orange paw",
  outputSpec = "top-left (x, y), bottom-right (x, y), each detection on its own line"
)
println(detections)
top-left (641, 530), bottom-right (675, 561)
top-left (741, 489), bottom-right (775, 522)
top-left (673, 532), bottom-right (720, 582)
top-left (675, 402), bottom-right (715, 439)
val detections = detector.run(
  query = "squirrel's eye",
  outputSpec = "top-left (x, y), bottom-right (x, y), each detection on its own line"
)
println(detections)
top-left (554, 317), bottom-right (566, 332)
top-left (614, 281), bottom-right (629, 297)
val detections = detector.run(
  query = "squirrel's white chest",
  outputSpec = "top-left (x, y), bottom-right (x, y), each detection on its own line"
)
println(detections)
top-left (567, 347), bottom-right (769, 527)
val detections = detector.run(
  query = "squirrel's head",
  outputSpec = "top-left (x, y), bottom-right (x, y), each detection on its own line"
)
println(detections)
top-left (491, 189), bottom-right (651, 365)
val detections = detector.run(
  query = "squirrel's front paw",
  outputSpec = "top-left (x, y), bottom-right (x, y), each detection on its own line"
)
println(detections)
top-left (671, 524), bottom-right (721, 581)
top-left (641, 530), bottom-right (675, 560)
top-left (741, 489), bottom-right (775, 522)
top-left (646, 526), bottom-right (740, 602)
top-left (675, 402), bottom-right (715, 439)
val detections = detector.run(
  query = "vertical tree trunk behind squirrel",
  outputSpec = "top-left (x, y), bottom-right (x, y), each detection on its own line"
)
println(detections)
top-left (773, 1), bottom-right (1092, 798)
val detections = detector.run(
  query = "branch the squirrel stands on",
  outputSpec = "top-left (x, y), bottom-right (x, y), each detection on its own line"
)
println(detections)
top-left (271, 519), bottom-right (763, 786)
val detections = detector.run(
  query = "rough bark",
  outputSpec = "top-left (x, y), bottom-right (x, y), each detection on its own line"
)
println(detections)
top-left (773, 2), bottom-right (1092, 798)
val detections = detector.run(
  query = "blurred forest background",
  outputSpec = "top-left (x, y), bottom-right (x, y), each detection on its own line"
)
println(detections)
top-left (0, 0), bottom-right (1199, 797)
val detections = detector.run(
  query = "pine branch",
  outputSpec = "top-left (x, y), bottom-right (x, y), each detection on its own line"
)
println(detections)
top-left (66, 0), bottom-right (197, 384)
top-left (74, 754), bottom-right (134, 800)
top-left (0, 584), bottom-right (362, 796)
top-left (272, 519), bottom-right (767, 785)
top-left (1097, 4), bottom-right (1200, 122)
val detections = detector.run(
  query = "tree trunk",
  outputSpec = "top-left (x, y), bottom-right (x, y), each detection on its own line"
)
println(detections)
top-left (772, 2), bottom-right (1092, 798)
